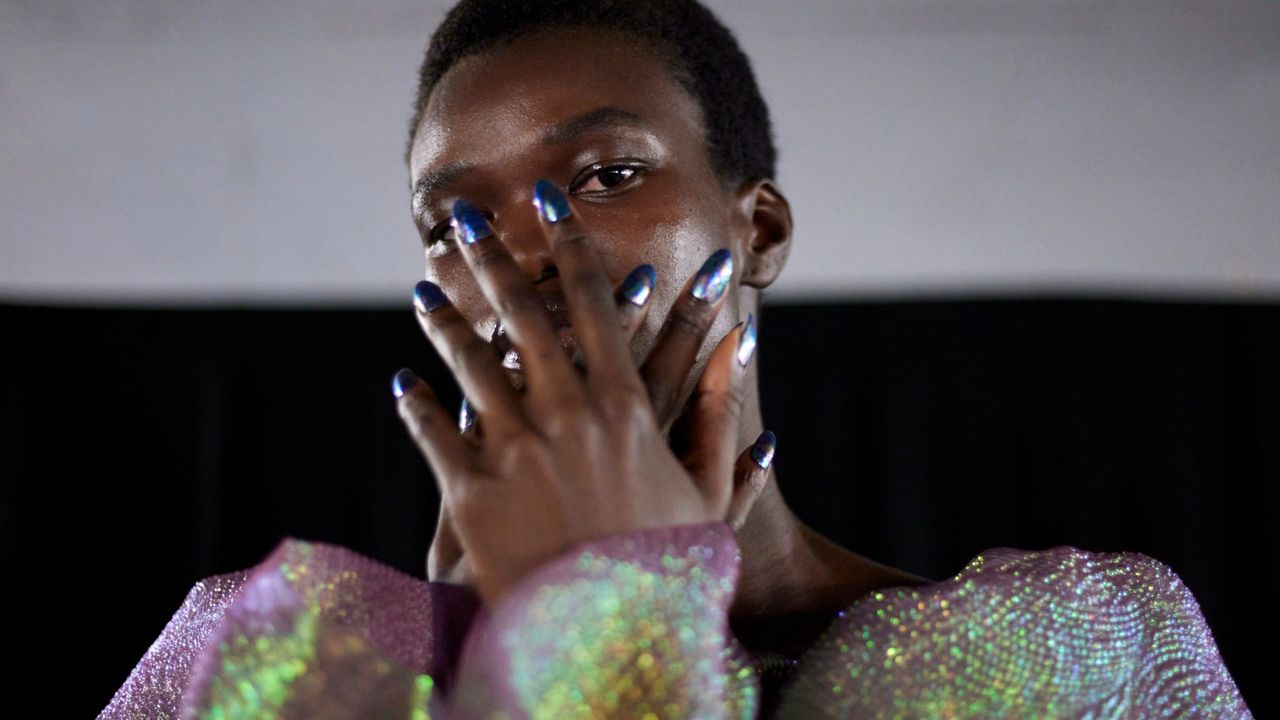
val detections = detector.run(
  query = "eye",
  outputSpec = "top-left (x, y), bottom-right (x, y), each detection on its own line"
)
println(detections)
top-left (427, 219), bottom-right (457, 248)
top-left (571, 163), bottom-right (648, 195)
top-left (425, 207), bottom-right (493, 253)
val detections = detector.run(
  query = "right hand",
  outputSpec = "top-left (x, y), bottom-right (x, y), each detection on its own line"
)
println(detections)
top-left (424, 275), bottom-right (776, 585)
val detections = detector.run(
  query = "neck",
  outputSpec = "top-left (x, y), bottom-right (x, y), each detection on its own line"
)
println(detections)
top-left (726, 362), bottom-right (930, 654)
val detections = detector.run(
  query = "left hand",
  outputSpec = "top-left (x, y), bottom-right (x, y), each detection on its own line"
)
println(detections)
top-left (394, 179), bottom-right (760, 607)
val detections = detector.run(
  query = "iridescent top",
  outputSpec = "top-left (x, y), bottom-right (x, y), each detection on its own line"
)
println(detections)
top-left (97, 522), bottom-right (1251, 719)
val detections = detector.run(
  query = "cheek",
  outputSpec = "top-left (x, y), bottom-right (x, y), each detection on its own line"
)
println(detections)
top-left (623, 207), bottom-right (738, 356)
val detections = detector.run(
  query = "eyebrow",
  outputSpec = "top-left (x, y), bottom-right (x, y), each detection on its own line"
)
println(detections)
top-left (411, 105), bottom-right (652, 212)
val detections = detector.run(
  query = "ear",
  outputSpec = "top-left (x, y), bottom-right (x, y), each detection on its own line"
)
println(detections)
top-left (730, 178), bottom-right (793, 290)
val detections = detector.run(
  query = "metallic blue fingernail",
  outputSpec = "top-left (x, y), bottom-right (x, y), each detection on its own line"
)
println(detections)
top-left (691, 248), bottom-right (733, 303)
top-left (532, 178), bottom-right (572, 223)
top-left (392, 368), bottom-right (419, 398)
top-left (750, 430), bottom-right (776, 469)
top-left (451, 199), bottom-right (492, 244)
top-left (458, 396), bottom-right (476, 432)
top-left (736, 313), bottom-right (757, 367)
top-left (619, 264), bottom-right (657, 306)
top-left (414, 280), bottom-right (448, 314)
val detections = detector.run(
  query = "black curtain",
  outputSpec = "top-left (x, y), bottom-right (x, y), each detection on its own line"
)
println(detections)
top-left (3, 298), bottom-right (1274, 717)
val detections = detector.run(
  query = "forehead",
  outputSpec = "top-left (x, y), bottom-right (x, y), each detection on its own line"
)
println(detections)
top-left (408, 27), bottom-right (707, 187)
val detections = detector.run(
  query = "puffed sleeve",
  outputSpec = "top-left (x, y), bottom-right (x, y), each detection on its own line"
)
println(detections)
top-left (96, 568), bottom-right (250, 719)
top-left (96, 538), bottom-right (481, 720)
top-left (776, 546), bottom-right (1252, 719)
top-left (98, 523), bottom-right (759, 719)
top-left (446, 521), bottom-right (760, 719)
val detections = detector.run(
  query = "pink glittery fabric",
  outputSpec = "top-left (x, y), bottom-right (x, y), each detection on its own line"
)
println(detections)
top-left (97, 522), bottom-right (1251, 719)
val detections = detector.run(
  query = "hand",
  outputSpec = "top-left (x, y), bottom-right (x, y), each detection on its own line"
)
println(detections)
top-left (427, 346), bottom-right (779, 586)
top-left (394, 179), bottom-right (767, 606)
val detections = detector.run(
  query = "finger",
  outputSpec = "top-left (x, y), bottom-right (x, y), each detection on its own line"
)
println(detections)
top-left (726, 430), bottom-right (776, 532)
top-left (458, 395), bottom-right (481, 443)
top-left (532, 179), bottom-right (640, 390)
top-left (426, 396), bottom-right (479, 583)
top-left (641, 247), bottom-right (736, 427)
top-left (615, 263), bottom-right (657, 352)
top-left (427, 499), bottom-right (467, 582)
top-left (673, 315), bottom-right (758, 510)
top-left (391, 367), bottom-right (472, 502)
top-left (451, 198), bottom-right (578, 400)
top-left (566, 263), bottom-right (657, 371)
top-left (414, 279), bottom-right (525, 437)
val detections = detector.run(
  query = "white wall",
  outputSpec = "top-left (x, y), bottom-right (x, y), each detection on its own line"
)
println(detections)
top-left (2, 0), bottom-right (1277, 306)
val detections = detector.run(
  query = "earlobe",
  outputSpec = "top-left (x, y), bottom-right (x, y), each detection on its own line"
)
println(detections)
top-left (731, 178), bottom-right (793, 290)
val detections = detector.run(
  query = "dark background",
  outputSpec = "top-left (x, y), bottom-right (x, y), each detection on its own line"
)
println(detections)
top-left (3, 297), bottom-right (1274, 717)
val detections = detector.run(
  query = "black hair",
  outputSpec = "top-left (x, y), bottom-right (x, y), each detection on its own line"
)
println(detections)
top-left (405, 0), bottom-right (777, 189)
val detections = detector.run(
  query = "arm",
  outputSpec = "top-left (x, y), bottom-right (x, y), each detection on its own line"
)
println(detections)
top-left (97, 568), bottom-right (249, 720)
top-left (776, 546), bottom-right (1251, 719)
top-left (103, 525), bottom-right (757, 720)
top-left (97, 538), bottom-right (481, 720)
top-left (446, 521), bottom-right (759, 719)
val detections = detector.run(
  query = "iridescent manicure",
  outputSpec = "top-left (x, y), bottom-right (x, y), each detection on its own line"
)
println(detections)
top-left (458, 396), bottom-right (476, 432)
top-left (532, 178), bottom-right (572, 223)
top-left (691, 248), bottom-right (733, 303)
top-left (619, 264), bottom-right (657, 306)
top-left (736, 313), bottom-right (757, 367)
top-left (750, 430), bottom-right (777, 469)
top-left (392, 368), bottom-right (419, 398)
top-left (450, 199), bottom-right (492, 244)
top-left (413, 280), bottom-right (447, 314)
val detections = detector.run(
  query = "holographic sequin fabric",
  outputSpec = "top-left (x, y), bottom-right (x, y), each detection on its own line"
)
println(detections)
top-left (447, 522), bottom-right (758, 719)
top-left (777, 546), bottom-right (1251, 719)
top-left (99, 527), bottom-right (1250, 719)
top-left (97, 569), bottom-right (249, 719)
top-left (98, 538), bottom-right (479, 720)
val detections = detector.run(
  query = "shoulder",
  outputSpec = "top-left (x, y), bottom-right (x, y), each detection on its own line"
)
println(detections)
top-left (777, 546), bottom-right (1250, 718)
top-left (953, 544), bottom-right (1190, 606)
top-left (853, 544), bottom-right (1210, 653)
top-left (828, 545), bottom-right (1194, 634)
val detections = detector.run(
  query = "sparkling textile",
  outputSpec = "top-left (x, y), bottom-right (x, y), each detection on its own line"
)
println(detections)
top-left (98, 523), bottom-right (1250, 719)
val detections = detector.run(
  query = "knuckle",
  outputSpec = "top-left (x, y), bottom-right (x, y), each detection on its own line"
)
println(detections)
top-left (666, 305), bottom-right (713, 340)
top-left (567, 266), bottom-right (611, 298)
top-left (449, 335), bottom-right (495, 370)
top-left (646, 377), bottom-right (678, 416)
top-left (496, 432), bottom-right (552, 468)
top-left (599, 386), bottom-right (649, 425)
top-left (468, 241), bottom-right (509, 272)
top-left (542, 401), bottom-right (590, 438)
top-left (555, 232), bottom-right (592, 253)
top-left (495, 289), bottom-right (545, 320)
top-left (400, 398), bottom-right (442, 432)
top-left (715, 385), bottom-right (747, 423)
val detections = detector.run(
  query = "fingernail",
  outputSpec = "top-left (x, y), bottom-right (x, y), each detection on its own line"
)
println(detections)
top-left (392, 368), bottom-right (420, 398)
top-left (414, 280), bottom-right (447, 313)
top-left (532, 178), bottom-right (572, 223)
top-left (619, 264), bottom-right (657, 306)
top-left (458, 396), bottom-right (476, 432)
top-left (750, 430), bottom-right (776, 469)
top-left (736, 312), bottom-right (757, 367)
top-left (451, 199), bottom-right (492, 244)
top-left (691, 248), bottom-right (733, 303)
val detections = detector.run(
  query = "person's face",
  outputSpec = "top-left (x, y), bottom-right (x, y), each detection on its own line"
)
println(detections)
top-left (408, 27), bottom-right (788, 395)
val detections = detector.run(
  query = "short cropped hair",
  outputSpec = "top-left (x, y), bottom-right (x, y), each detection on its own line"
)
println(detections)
top-left (406, 0), bottom-right (777, 188)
